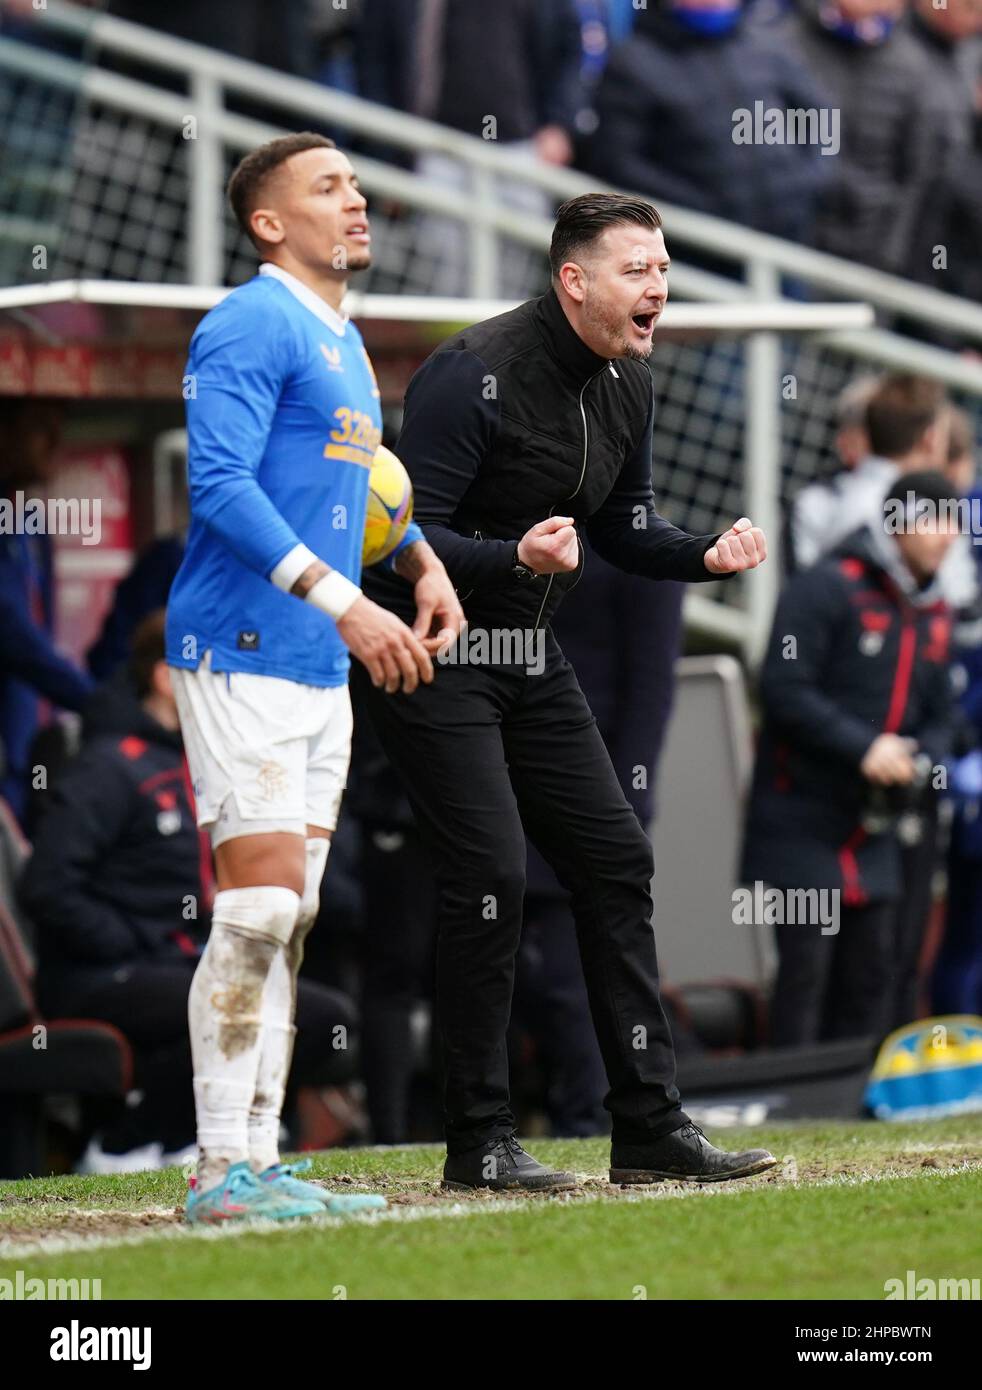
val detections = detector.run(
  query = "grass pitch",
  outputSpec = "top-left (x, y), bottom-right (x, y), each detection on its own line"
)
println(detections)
top-left (1, 1117), bottom-right (980, 1300)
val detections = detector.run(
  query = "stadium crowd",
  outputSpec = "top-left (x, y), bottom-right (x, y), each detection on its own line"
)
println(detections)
top-left (6, 0), bottom-right (973, 298)
top-left (4, 0), bottom-right (981, 297)
top-left (1, 0), bottom-right (982, 1172)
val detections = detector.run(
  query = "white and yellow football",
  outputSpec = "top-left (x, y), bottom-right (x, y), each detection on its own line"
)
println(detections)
top-left (362, 443), bottom-right (414, 566)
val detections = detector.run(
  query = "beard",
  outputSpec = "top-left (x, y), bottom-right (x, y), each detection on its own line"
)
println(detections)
top-left (581, 295), bottom-right (653, 361)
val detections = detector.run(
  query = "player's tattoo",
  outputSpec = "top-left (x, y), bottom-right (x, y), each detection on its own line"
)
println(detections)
top-left (392, 540), bottom-right (428, 583)
top-left (290, 559), bottom-right (330, 597)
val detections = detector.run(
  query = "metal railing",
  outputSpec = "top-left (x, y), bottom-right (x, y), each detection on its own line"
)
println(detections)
top-left (3, 0), bottom-right (982, 656)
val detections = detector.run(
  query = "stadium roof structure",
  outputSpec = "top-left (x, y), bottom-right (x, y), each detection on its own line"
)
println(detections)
top-left (0, 279), bottom-right (876, 401)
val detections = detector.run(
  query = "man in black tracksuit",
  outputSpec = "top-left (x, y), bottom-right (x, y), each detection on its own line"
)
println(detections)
top-left (357, 193), bottom-right (776, 1189)
top-left (742, 473), bottom-right (958, 1047)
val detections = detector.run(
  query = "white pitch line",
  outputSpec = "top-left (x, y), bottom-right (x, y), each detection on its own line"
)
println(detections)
top-left (1, 1160), bottom-right (979, 1262)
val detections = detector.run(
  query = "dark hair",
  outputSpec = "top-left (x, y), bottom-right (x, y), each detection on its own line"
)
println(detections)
top-left (227, 132), bottom-right (337, 245)
top-left (865, 374), bottom-right (947, 459)
top-left (882, 469), bottom-right (958, 517)
top-left (129, 610), bottom-right (168, 699)
top-left (549, 193), bottom-right (662, 278)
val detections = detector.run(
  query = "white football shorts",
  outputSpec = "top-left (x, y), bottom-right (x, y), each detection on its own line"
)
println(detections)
top-left (170, 650), bottom-right (353, 847)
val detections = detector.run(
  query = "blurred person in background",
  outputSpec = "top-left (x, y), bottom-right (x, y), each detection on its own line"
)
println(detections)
top-left (583, 0), bottom-right (831, 250)
top-left (357, 0), bottom-right (582, 164)
top-left (743, 472), bottom-right (959, 1046)
top-left (906, 0), bottom-right (982, 299)
top-left (789, 386), bottom-right (979, 1030)
top-left (20, 613), bottom-right (356, 1172)
top-left (86, 535), bottom-right (185, 682)
top-left (934, 428), bottom-right (982, 1017)
top-left (788, 374), bottom-right (952, 572)
top-left (357, 0), bottom-right (584, 295)
top-left (772, 0), bottom-right (951, 277)
top-left (107, 0), bottom-right (315, 76)
top-left (0, 403), bottom-right (93, 826)
top-left (309, 0), bottom-right (365, 94)
top-left (787, 374), bottom-right (880, 572)
top-left (884, 408), bottom-right (982, 1030)
top-left (571, 1), bottom-right (643, 145)
top-left (86, 479), bottom-right (189, 682)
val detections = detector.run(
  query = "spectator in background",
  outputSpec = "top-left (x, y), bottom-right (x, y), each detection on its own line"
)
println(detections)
top-left (514, 549), bottom-right (687, 1137)
top-left (743, 473), bottom-right (958, 1046)
top-left (20, 613), bottom-right (355, 1172)
top-left (934, 430), bottom-right (982, 1017)
top-left (357, 0), bottom-right (584, 295)
top-left (572, 2), bottom-right (642, 141)
top-left (583, 0), bottom-right (831, 249)
top-left (358, 0), bottom-right (582, 161)
top-left (906, 0), bottom-right (982, 300)
top-left (87, 536), bottom-right (185, 682)
top-left (88, 458), bottom-right (189, 681)
top-left (604, 0), bottom-right (641, 44)
top-left (0, 404), bottom-right (93, 825)
top-left (788, 375), bottom-right (950, 572)
top-left (772, 0), bottom-right (950, 276)
top-left (309, 0), bottom-right (365, 95)
top-left (788, 374), bottom-right (880, 572)
top-left (107, 1), bottom-right (315, 76)
top-left (884, 407), bottom-right (982, 1030)
top-left (789, 383), bottom-right (978, 1030)
top-left (944, 406), bottom-right (980, 501)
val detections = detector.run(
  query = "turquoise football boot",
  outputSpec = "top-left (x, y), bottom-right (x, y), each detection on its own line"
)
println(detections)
top-left (258, 1158), bottom-right (388, 1214)
top-left (185, 1160), bottom-right (324, 1225)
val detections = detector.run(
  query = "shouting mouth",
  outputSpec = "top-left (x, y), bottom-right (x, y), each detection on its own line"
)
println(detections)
top-left (631, 311), bottom-right (658, 337)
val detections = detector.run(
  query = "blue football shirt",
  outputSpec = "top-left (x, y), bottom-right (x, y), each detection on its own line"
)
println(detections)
top-left (166, 265), bottom-right (421, 687)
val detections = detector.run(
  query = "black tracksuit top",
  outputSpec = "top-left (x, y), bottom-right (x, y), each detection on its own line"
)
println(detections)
top-left (364, 288), bottom-right (723, 630)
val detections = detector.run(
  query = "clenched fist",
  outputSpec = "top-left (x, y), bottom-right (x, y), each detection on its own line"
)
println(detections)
top-left (517, 515), bottom-right (580, 574)
top-left (704, 517), bottom-right (767, 575)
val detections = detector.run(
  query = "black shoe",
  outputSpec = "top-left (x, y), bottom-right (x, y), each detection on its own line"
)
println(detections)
top-left (442, 1135), bottom-right (577, 1192)
top-left (610, 1122), bottom-right (779, 1185)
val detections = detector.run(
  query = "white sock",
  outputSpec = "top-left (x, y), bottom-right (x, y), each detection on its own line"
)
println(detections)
top-left (189, 886), bottom-right (300, 1192)
top-left (249, 840), bottom-right (330, 1172)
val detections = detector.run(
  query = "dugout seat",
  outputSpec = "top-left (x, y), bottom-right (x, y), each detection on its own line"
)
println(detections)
top-left (0, 797), bottom-right (132, 1179)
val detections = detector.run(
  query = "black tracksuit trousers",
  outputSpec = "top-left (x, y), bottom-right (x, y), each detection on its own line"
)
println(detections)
top-left (352, 631), bottom-right (687, 1155)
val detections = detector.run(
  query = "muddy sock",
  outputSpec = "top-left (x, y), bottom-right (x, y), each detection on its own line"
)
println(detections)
top-left (189, 889), bottom-right (299, 1193)
top-left (248, 946), bottom-right (294, 1173)
top-left (249, 840), bottom-right (329, 1172)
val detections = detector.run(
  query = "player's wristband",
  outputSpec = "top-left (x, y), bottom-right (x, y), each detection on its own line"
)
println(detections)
top-left (270, 542), bottom-right (319, 593)
top-left (306, 570), bottom-right (362, 622)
